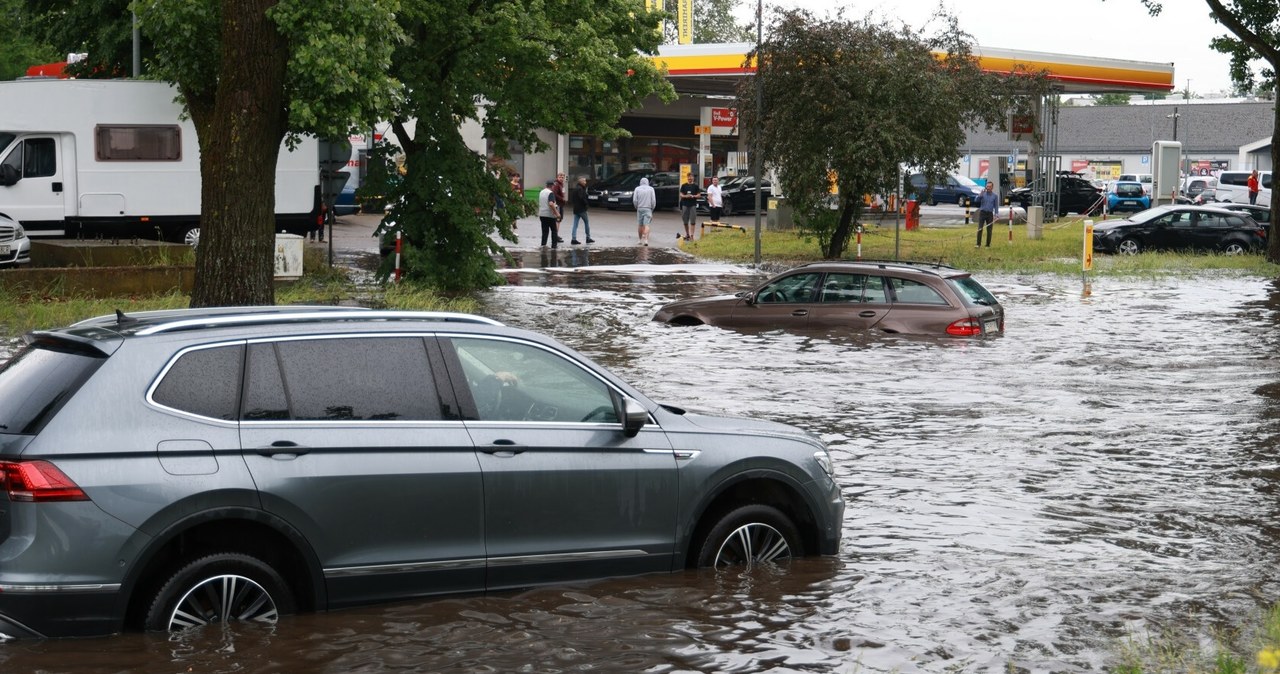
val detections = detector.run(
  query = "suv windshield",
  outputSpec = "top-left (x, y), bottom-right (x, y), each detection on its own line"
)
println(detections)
top-left (0, 344), bottom-right (105, 434)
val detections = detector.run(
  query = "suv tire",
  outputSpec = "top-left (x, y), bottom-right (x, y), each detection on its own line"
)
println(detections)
top-left (695, 504), bottom-right (802, 569)
top-left (144, 552), bottom-right (296, 631)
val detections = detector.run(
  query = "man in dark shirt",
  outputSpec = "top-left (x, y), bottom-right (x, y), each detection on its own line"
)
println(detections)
top-left (975, 181), bottom-right (999, 247)
top-left (679, 175), bottom-right (701, 241)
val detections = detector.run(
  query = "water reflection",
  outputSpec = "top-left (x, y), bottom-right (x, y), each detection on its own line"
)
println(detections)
top-left (5, 263), bottom-right (1280, 672)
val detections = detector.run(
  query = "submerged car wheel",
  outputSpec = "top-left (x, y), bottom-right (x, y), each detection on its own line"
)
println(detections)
top-left (144, 553), bottom-right (295, 631)
top-left (1117, 238), bottom-right (1141, 255)
top-left (696, 504), bottom-right (802, 569)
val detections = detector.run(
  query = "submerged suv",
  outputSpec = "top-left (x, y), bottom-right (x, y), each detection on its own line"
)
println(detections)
top-left (0, 307), bottom-right (843, 639)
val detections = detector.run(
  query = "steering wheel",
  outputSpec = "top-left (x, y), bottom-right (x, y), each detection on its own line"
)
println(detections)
top-left (474, 375), bottom-right (510, 419)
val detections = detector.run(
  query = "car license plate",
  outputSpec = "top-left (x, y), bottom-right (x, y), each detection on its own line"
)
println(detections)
top-left (588, 195), bottom-right (598, 201)
top-left (983, 319), bottom-right (1000, 334)
top-left (0, 245), bottom-right (10, 256)
top-left (608, 197), bottom-right (619, 203)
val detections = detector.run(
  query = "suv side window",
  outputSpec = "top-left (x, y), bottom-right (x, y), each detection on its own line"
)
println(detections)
top-left (820, 273), bottom-right (888, 303)
top-left (447, 337), bottom-right (617, 423)
top-left (152, 344), bottom-right (244, 421)
top-left (244, 337), bottom-right (442, 421)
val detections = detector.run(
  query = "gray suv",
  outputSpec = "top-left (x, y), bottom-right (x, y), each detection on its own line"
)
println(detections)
top-left (0, 307), bottom-right (843, 638)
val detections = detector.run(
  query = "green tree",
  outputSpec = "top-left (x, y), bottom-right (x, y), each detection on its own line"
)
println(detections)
top-left (737, 9), bottom-right (1044, 259)
top-left (379, 0), bottom-right (674, 290)
top-left (1095, 92), bottom-right (1132, 105)
top-left (136, 0), bottom-right (400, 306)
top-left (661, 0), bottom-right (755, 44)
top-left (0, 0), bottom-right (57, 80)
top-left (1138, 0), bottom-right (1279, 261)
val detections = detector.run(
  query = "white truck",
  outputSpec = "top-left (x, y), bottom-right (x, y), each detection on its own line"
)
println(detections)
top-left (0, 78), bottom-right (331, 244)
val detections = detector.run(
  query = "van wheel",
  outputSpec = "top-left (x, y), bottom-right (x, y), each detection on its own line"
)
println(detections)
top-left (143, 553), bottom-right (295, 632)
top-left (695, 504), bottom-right (802, 569)
top-left (171, 225), bottom-right (200, 246)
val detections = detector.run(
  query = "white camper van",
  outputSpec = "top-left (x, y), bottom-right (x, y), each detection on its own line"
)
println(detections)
top-left (0, 79), bottom-right (324, 243)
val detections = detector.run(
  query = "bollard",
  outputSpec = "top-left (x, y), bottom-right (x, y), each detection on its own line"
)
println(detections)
top-left (855, 225), bottom-right (863, 260)
top-left (1006, 199), bottom-right (1013, 244)
top-left (394, 230), bottom-right (403, 283)
top-left (964, 204), bottom-right (971, 225)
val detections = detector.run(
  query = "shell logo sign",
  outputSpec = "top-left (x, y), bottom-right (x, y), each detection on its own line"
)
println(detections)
top-left (711, 107), bottom-right (738, 135)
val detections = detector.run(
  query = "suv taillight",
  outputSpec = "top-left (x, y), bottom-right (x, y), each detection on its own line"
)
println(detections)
top-left (1, 460), bottom-right (89, 502)
top-left (945, 318), bottom-right (983, 337)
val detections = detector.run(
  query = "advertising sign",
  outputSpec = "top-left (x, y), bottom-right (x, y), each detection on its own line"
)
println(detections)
top-left (711, 107), bottom-right (738, 136)
top-left (677, 0), bottom-right (692, 44)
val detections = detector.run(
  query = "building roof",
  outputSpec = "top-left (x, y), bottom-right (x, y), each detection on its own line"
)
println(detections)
top-left (965, 101), bottom-right (1276, 154)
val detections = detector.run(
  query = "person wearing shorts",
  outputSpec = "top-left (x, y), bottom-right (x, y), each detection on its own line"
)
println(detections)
top-left (706, 177), bottom-right (723, 224)
top-left (633, 176), bottom-right (656, 246)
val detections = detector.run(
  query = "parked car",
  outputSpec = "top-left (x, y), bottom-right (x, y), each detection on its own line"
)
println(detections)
top-left (653, 260), bottom-right (1003, 337)
top-left (586, 170), bottom-right (680, 210)
top-left (1106, 180), bottom-right (1151, 213)
top-left (1192, 188), bottom-right (1220, 205)
top-left (1092, 204), bottom-right (1265, 255)
top-left (1009, 174), bottom-right (1103, 216)
top-left (0, 307), bottom-right (843, 639)
top-left (1181, 175), bottom-right (1217, 200)
top-left (0, 213), bottom-right (31, 267)
top-left (1218, 202), bottom-right (1272, 233)
top-left (904, 173), bottom-right (983, 206)
top-left (697, 175), bottom-right (772, 215)
top-left (1118, 172), bottom-right (1153, 195)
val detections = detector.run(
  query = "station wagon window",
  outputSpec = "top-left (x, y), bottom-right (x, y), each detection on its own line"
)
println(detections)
top-left (95, 125), bottom-right (182, 161)
top-left (448, 337), bottom-right (616, 424)
top-left (243, 337), bottom-right (442, 421)
top-left (0, 344), bottom-right (105, 434)
top-left (888, 277), bottom-right (949, 305)
top-left (152, 345), bottom-right (244, 421)
top-left (756, 272), bottom-right (821, 303)
top-left (820, 273), bottom-right (888, 303)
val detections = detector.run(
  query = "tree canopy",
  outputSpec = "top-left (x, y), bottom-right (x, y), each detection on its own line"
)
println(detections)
top-left (737, 9), bottom-right (1045, 259)
top-left (377, 0), bottom-right (674, 290)
top-left (0, 0), bottom-right (57, 80)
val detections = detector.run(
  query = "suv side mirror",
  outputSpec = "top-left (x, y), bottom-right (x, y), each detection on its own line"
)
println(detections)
top-left (0, 164), bottom-right (19, 187)
top-left (613, 394), bottom-right (647, 437)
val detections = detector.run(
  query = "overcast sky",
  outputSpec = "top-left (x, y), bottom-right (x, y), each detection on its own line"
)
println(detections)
top-left (771, 0), bottom-right (1244, 96)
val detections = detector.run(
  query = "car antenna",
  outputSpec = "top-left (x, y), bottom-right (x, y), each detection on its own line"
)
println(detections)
top-left (115, 309), bottom-right (137, 325)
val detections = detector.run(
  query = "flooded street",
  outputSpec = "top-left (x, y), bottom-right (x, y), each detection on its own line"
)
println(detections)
top-left (6, 251), bottom-right (1280, 672)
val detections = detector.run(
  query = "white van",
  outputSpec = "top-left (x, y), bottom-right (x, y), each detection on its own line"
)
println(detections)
top-left (1216, 170), bottom-right (1272, 204)
top-left (1118, 173), bottom-right (1153, 196)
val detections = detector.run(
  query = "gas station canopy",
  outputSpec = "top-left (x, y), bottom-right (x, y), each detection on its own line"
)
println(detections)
top-left (652, 43), bottom-right (1175, 96)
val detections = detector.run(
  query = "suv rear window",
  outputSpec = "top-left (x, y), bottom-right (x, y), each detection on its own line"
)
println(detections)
top-left (0, 344), bottom-right (104, 434)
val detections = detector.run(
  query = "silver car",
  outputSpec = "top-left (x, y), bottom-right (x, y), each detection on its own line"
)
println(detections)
top-left (0, 307), bottom-right (843, 638)
top-left (0, 213), bottom-right (31, 266)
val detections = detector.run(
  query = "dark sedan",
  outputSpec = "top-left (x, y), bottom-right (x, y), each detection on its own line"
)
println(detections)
top-left (1010, 174), bottom-right (1103, 216)
top-left (586, 170), bottom-right (680, 210)
top-left (653, 260), bottom-right (1003, 337)
top-left (697, 176), bottom-right (772, 215)
top-left (1092, 204), bottom-right (1266, 255)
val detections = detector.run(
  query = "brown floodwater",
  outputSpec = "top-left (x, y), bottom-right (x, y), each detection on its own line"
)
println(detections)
top-left (5, 250), bottom-right (1280, 673)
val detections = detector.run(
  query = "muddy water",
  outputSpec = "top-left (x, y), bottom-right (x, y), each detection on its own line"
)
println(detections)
top-left (6, 253), bottom-right (1280, 673)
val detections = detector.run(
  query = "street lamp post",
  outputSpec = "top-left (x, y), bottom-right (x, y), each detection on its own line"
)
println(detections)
top-left (751, 0), bottom-right (763, 265)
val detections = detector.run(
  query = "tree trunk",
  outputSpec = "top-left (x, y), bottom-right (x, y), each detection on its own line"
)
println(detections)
top-left (826, 194), bottom-right (860, 259)
top-left (189, 0), bottom-right (289, 307)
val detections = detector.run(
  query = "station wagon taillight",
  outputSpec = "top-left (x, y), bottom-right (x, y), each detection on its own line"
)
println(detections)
top-left (945, 318), bottom-right (983, 337)
top-left (1, 460), bottom-right (89, 502)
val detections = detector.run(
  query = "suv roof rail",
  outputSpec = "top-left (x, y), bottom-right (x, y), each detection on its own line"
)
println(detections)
top-left (800, 259), bottom-right (960, 273)
top-left (132, 310), bottom-right (503, 336)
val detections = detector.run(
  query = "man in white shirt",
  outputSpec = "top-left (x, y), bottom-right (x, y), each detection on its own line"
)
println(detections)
top-left (706, 177), bottom-right (723, 224)
top-left (537, 179), bottom-right (561, 248)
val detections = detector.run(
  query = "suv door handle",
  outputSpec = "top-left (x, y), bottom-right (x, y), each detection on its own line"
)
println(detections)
top-left (791, 309), bottom-right (808, 317)
top-left (255, 441), bottom-right (311, 458)
top-left (480, 440), bottom-right (527, 456)
top-left (859, 310), bottom-right (878, 318)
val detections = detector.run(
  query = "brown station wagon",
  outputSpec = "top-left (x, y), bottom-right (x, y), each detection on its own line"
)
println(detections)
top-left (653, 260), bottom-right (1004, 337)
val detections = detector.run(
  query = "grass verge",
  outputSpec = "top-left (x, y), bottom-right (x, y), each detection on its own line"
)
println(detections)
top-left (687, 216), bottom-right (1280, 276)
